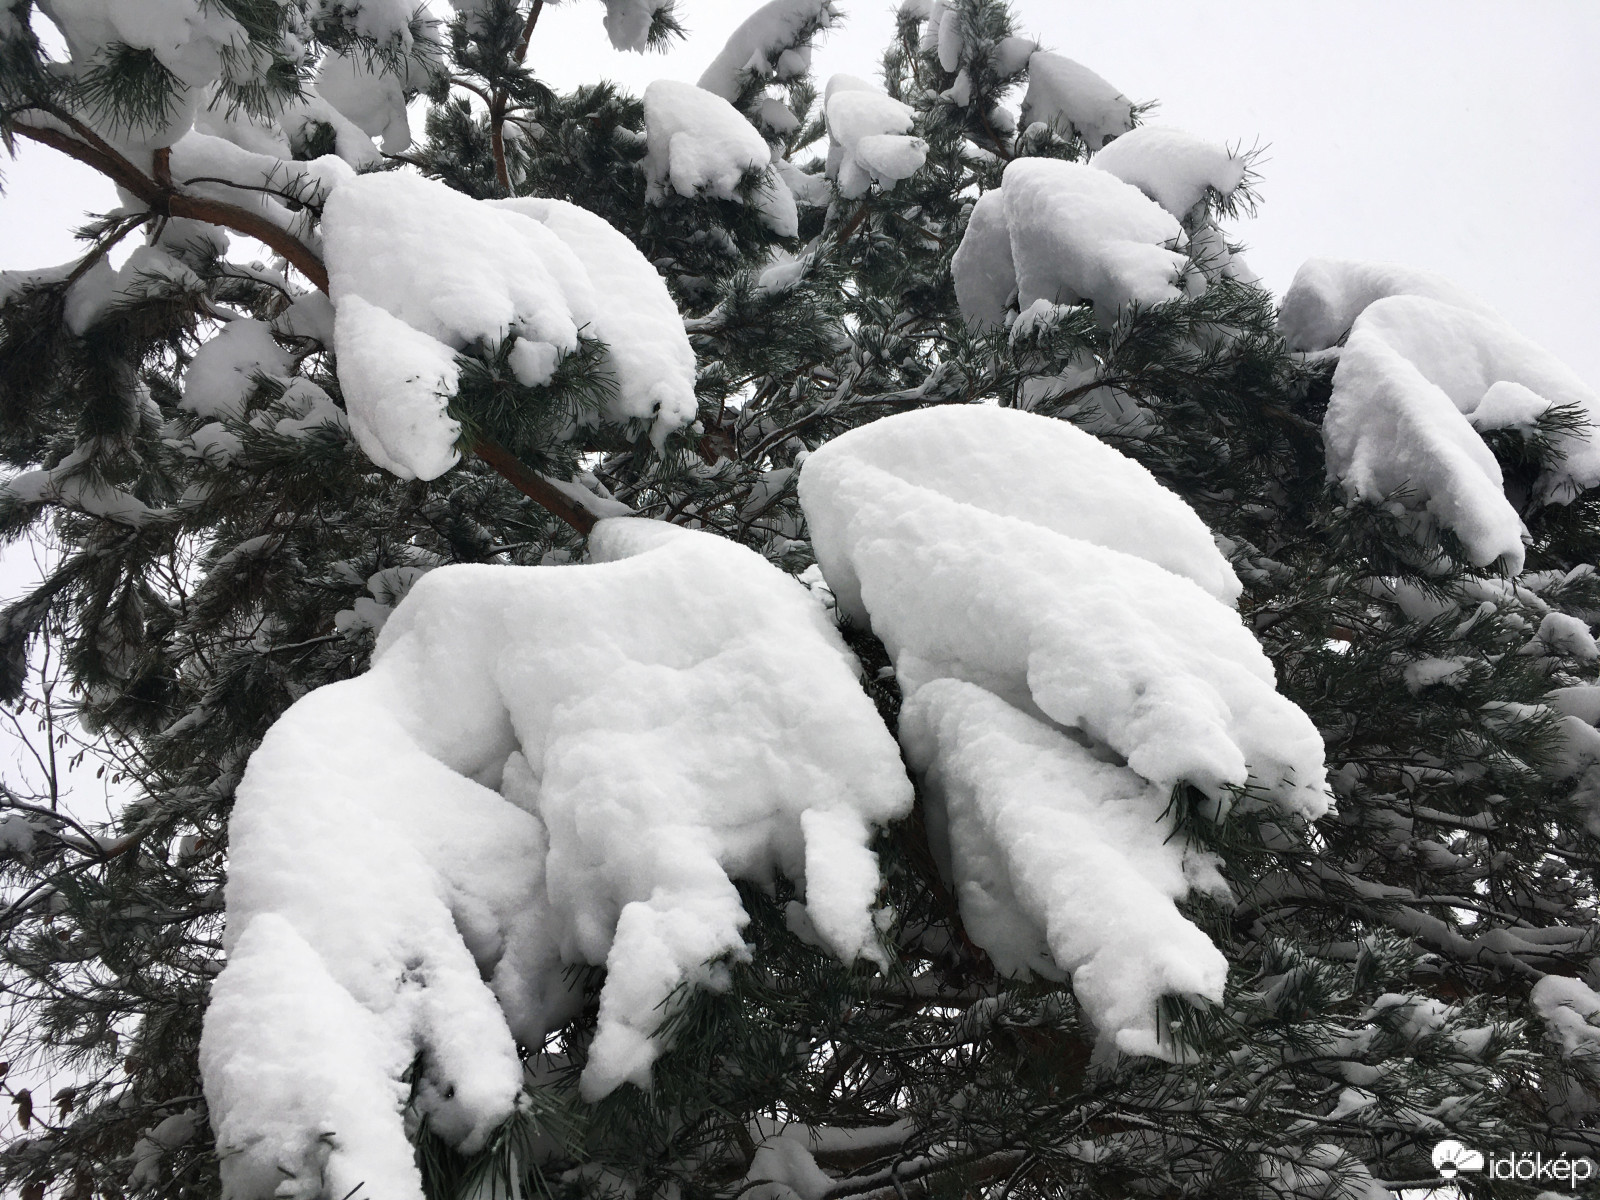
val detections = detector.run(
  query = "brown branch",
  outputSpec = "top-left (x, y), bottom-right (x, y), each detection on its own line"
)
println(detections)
top-left (490, 0), bottom-right (546, 194)
top-left (12, 123), bottom-right (330, 293)
top-left (470, 437), bottom-right (609, 535)
top-left (13, 117), bottom-right (616, 536)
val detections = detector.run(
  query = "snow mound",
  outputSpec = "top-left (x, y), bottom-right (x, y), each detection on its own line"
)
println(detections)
top-left (798, 405), bottom-right (1328, 818)
top-left (645, 80), bottom-right (771, 202)
top-left (602, 0), bottom-right (676, 51)
top-left (1324, 293), bottom-right (1600, 571)
top-left (321, 174), bottom-right (697, 477)
top-left (901, 680), bottom-right (1229, 1056)
top-left (1530, 975), bottom-right (1600, 1061)
top-left (1278, 258), bottom-right (1500, 353)
top-left (181, 319), bottom-right (293, 420)
top-left (642, 80), bottom-right (797, 236)
top-left (493, 197), bottom-right (701, 434)
top-left (952, 158), bottom-right (1185, 326)
top-left (698, 0), bottom-right (839, 100)
top-left (1091, 124), bottom-right (1247, 221)
top-left (202, 520), bottom-right (911, 1200)
top-left (824, 75), bottom-right (928, 199)
top-left (800, 408), bottom-right (1326, 1051)
top-left (950, 190), bottom-right (1014, 330)
top-left (1020, 51), bottom-right (1135, 150)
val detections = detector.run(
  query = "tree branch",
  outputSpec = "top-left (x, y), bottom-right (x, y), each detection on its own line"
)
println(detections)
top-left (11, 118), bottom-right (617, 536)
top-left (490, 0), bottom-right (546, 194)
top-left (11, 123), bottom-right (330, 292)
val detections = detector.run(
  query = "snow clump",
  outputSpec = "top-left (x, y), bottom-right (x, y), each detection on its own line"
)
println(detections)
top-left (1278, 258), bottom-right (1501, 352)
top-left (643, 80), bottom-right (798, 236)
top-left (951, 157), bottom-right (1186, 328)
top-left (202, 520), bottom-right (912, 1200)
top-left (1020, 51), bottom-right (1135, 149)
top-left (1301, 263), bottom-right (1600, 572)
top-left (1090, 124), bottom-right (1248, 223)
top-left (824, 75), bottom-right (928, 199)
top-left (799, 405), bottom-right (1330, 1054)
top-left (321, 173), bottom-right (698, 478)
top-left (697, 0), bottom-right (840, 100)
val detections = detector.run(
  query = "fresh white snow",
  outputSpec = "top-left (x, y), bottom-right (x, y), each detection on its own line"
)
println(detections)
top-left (202, 520), bottom-right (911, 1200)
top-left (181, 319), bottom-right (294, 420)
top-left (799, 405), bottom-right (1328, 1052)
top-left (321, 173), bottom-right (698, 477)
top-left (1019, 51), bottom-right (1135, 150)
top-left (952, 157), bottom-right (1186, 326)
top-left (697, 0), bottom-right (839, 100)
top-left (642, 80), bottom-right (798, 236)
top-left (1322, 289), bottom-right (1600, 571)
top-left (824, 75), bottom-right (927, 200)
top-left (1090, 124), bottom-right (1247, 223)
top-left (799, 405), bottom-right (1326, 816)
top-left (901, 679), bottom-right (1230, 1057)
top-left (1277, 258), bottom-right (1501, 353)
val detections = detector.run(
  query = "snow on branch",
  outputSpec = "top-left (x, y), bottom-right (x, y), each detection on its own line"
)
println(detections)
top-left (799, 406), bottom-right (1330, 1054)
top-left (951, 157), bottom-right (1187, 328)
top-left (824, 75), bottom-right (928, 200)
top-left (1090, 124), bottom-right (1249, 225)
top-left (643, 80), bottom-right (798, 235)
top-left (1019, 51), bottom-right (1135, 150)
top-left (201, 520), bottom-right (911, 1200)
top-left (320, 173), bottom-right (698, 478)
top-left (697, 0), bottom-right (841, 100)
top-left (1313, 277), bottom-right (1600, 571)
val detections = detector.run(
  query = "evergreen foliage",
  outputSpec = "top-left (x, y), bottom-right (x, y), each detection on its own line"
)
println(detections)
top-left (2, 2), bottom-right (1599, 1198)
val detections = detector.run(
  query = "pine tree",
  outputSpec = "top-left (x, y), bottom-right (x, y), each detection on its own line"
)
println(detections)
top-left (3, 3), bottom-right (1600, 1199)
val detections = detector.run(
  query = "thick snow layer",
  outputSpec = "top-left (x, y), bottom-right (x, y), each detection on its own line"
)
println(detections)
top-left (952, 158), bottom-right (1185, 325)
top-left (1090, 124), bottom-right (1246, 221)
top-left (824, 75), bottom-right (927, 199)
top-left (642, 80), bottom-right (795, 233)
top-left (181, 319), bottom-right (293, 420)
top-left (1278, 258), bottom-right (1500, 353)
top-left (600, 0), bottom-right (673, 52)
top-left (901, 680), bottom-right (1229, 1056)
top-left (1323, 292), bottom-right (1600, 569)
top-left (798, 405), bottom-right (1327, 818)
top-left (645, 80), bottom-right (770, 200)
top-left (492, 197), bottom-right (700, 435)
top-left (950, 190), bottom-right (1014, 331)
top-left (1020, 52), bottom-right (1135, 150)
top-left (202, 520), bottom-right (911, 1200)
top-left (802, 404), bottom-right (1240, 607)
top-left (321, 174), bottom-right (697, 476)
top-left (698, 0), bottom-right (839, 99)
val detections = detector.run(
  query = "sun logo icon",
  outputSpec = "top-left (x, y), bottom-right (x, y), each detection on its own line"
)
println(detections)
top-left (1431, 1140), bottom-right (1486, 1179)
